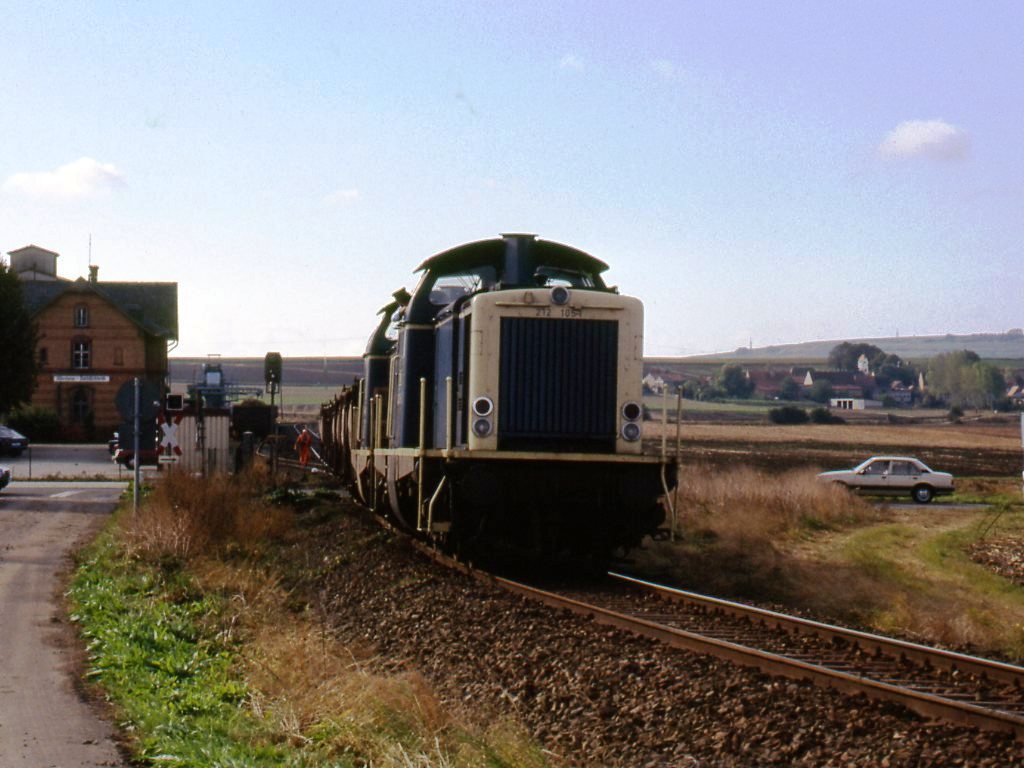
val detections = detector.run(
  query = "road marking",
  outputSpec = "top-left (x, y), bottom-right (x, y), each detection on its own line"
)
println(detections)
top-left (49, 490), bottom-right (81, 498)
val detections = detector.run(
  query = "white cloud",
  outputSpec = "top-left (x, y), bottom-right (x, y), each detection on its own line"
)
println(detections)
top-left (323, 188), bottom-right (360, 206)
top-left (3, 157), bottom-right (124, 199)
top-left (559, 53), bottom-right (584, 71)
top-left (878, 120), bottom-right (970, 161)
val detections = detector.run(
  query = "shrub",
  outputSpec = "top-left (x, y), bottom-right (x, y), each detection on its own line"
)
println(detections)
top-left (642, 464), bottom-right (882, 603)
top-left (120, 469), bottom-right (292, 562)
top-left (810, 407), bottom-right (844, 425)
top-left (7, 405), bottom-right (61, 442)
top-left (768, 405), bottom-right (809, 424)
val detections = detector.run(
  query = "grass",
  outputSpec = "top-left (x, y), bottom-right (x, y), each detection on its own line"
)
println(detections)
top-left (279, 386), bottom-right (342, 407)
top-left (836, 510), bottom-right (1024, 652)
top-left (950, 476), bottom-right (1024, 506)
top-left (69, 471), bottom-right (549, 767)
top-left (638, 466), bottom-right (886, 603)
top-left (643, 395), bottom-right (779, 414)
top-left (633, 463), bottom-right (1024, 657)
top-left (69, 530), bottom-right (293, 766)
top-left (666, 465), bottom-right (880, 538)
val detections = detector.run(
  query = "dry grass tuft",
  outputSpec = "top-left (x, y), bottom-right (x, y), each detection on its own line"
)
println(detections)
top-left (121, 473), bottom-right (545, 766)
top-left (192, 557), bottom-right (542, 766)
top-left (672, 463), bottom-right (879, 540)
top-left (638, 464), bottom-right (1024, 652)
top-left (636, 464), bottom-right (888, 611)
top-left (120, 468), bottom-right (292, 562)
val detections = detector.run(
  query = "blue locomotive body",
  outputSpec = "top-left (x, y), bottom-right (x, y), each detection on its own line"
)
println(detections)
top-left (321, 234), bottom-right (675, 560)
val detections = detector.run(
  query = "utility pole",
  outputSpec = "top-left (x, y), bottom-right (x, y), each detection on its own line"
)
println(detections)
top-left (133, 377), bottom-right (140, 515)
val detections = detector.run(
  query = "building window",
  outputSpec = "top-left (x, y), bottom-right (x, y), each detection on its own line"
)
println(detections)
top-left (39, 347), bottom-right (48, 366)
top-left (74, 305), bottom-right (90, 328)
top-left (114, 347), bottom-right (124, 366)
top-left (71, 388), bottom-right (92, 424)
top-left (72, 340), bottom-right (91, 369)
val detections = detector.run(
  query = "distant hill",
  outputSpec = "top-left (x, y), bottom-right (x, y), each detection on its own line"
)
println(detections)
top-left (170, 329), bottom-right (1024, 390)
top-left (669, 330), bottom-right (1024, 364)
top-left (169, 357), bottom-right (363, 387)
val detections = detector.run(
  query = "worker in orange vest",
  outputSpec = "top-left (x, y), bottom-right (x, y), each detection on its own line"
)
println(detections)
top-left (294, 427), bottom-right (313, 467)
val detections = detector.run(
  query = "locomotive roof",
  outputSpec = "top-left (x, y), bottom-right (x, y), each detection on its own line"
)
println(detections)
top-left (415, 234), bottom-right (609, 278)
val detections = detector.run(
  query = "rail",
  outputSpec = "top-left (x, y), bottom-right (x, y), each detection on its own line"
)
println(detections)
top-left (491, 572), bottom-right (1024, 738)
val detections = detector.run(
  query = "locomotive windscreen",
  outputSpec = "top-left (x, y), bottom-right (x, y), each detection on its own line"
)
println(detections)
top-left (498, 317), bottom-right (618, 451)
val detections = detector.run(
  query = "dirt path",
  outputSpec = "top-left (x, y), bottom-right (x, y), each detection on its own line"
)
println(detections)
top-left (0, 483), bottom-right (124, 767)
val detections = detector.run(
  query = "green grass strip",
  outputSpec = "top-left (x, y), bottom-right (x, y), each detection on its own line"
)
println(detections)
top-left (67, 528), bottom-right (312, 768)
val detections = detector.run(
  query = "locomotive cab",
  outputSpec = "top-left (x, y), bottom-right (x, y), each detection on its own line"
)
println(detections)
top-left (323, 234), bottom-right (675, 562)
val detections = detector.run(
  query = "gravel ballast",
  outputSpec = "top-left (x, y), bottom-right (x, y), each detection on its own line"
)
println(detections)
top-left (285, 502), bottom-right (1023, 767)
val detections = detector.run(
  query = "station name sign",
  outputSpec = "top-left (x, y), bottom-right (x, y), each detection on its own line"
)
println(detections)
top-left (53, 374), bottom-right (111, 383)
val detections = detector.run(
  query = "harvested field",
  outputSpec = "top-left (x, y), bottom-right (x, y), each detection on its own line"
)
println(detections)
top-left (645, 418), bottom-right (1023, 476)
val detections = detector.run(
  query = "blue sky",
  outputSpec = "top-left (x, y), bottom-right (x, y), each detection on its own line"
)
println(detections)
top-left (2, 1), bottom-right (1021, 357)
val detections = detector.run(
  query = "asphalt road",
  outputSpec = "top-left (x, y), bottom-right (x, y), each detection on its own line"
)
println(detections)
top-left (0, 482), bottom-right (125, 766)
top-left (2, 443), bottom-right (132, 482)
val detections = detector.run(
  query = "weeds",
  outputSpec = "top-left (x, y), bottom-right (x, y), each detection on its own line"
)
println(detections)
top-left (671, 464), bottom-right (879, 540)
top-left (118, 468), bottom-right (292, 563)
top-left (70, 471), bottom-right (547, 767)
top-left (637, 462), bottom-right (1024, 656)
top-left (638, 465), bottom-right (884, 607)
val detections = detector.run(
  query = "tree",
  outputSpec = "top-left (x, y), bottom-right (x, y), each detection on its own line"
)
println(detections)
top-left (876, 360), bottom-right (916, 388)
top-left (809, 379), bottom-right (834, 404)
top-left (779, 377), bottom-right (802, 401)
top-left (969, 362), bottom-right (1007, 409)
top-left (828, 342), bottom-right (885, 371)
top-left (0, 262), bottom-right (39, 416)
top-left (718, 364), bottom-right (754, 398)
top-left (827, 341), bottom-right (914, 382)
top-left (926, 350), bottom-right (1004, 409)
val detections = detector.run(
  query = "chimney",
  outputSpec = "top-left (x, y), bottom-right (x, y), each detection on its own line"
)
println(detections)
top-left (89, 265), bottom-right (99, 283)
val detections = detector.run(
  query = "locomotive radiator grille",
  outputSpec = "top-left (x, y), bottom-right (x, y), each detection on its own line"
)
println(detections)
top-left (498, 317), bottom-right (618, 451)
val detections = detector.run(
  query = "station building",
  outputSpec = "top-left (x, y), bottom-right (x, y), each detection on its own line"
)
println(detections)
top-left (11, 245), bottom-right (178, 440)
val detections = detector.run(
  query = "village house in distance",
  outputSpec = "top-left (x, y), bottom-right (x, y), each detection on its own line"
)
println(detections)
top-left (11, 244), bottom-right (178, 439)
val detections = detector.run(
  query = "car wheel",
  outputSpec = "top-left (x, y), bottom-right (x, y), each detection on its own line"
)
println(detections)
top-left (912, 485), bottom-right (934, 504)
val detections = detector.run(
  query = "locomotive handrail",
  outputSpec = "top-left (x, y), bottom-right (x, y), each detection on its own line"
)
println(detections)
top-left (445, 376), bottom-right (453, 451)
top-left (417, 377), bottom-right (427, 531)
top-left (428, 476), bottom-right (447, 532)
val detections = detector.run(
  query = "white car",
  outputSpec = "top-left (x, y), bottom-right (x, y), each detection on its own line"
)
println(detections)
top-left (817, 456), bottom-right (954, 504)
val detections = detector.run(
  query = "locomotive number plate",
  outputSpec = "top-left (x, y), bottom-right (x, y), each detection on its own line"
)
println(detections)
top-left (534, 306), bottom-right (583, 318)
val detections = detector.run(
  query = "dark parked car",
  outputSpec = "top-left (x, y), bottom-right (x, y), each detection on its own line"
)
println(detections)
top-left (0, 425), bottom-right (29, 457)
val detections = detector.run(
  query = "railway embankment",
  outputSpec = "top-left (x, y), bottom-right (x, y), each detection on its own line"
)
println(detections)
top-left (68, 469), bottom-right (1024, 766)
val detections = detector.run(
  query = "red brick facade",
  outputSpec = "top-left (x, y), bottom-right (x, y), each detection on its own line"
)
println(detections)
top-left (33, 287), bottom-right (169, 438)
top-left (13, 245), bottom-right (178, 441)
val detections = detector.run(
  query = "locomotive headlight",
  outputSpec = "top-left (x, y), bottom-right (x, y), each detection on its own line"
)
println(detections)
top-left (621, 422), bottom-right (642, 442)
top-left (621, 401), bottom-right (642, 422)
top-left (472, 396), bottom-right (494, 417)
top-left (550, 286), bottom-right (570, 305)
top-left (473, 418), bottom-right (493, 437)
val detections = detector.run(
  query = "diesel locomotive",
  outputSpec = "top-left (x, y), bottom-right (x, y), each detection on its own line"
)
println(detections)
top-left (320, 234), bottom-right (676, 559)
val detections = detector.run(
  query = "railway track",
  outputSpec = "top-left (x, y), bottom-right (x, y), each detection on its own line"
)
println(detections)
top-left (301, 468), bottom-right (1024, 740)
top-left (493, 571), bottom-right (1024, 739)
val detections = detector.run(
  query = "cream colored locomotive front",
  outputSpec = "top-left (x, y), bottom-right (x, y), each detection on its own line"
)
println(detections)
top-left (465, 287), bottom-right (645, 453)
